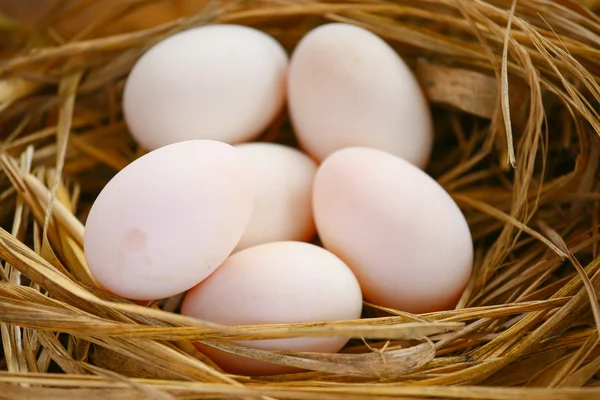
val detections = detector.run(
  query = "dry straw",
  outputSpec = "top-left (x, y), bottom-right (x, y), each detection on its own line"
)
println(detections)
top-left (0, 0), bottom-right (600, 398)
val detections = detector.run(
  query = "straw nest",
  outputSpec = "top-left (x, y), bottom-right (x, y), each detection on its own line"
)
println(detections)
top-left (1, 0), bottom-right (600, 398)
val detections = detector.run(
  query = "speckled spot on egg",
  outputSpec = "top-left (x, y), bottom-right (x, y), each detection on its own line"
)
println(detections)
top-left (124, 228), bottom-right (147, 251)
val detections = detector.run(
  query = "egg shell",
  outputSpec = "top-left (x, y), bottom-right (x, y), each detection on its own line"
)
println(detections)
top-left (287, 23), bottom-right (433, 168)
top-left (83, 140), bottom-right (254, 300)
top-left (123, 24), bottom-right (288, 150)
top-left (313, 147), bottom-right (473, 314)
top-left (233, 143), bottom-right (317, 251)
top-left (181, 241), bottom-right (363, 375)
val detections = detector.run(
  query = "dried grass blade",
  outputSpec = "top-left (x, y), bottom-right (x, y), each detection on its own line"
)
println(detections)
top-left (218, 322), bottom-right (464, 342)
top-left (0, 373), bottom-right (596, 399)
top-left (537, 220), bottom-right (600, 335)
top-left (453, 195), bottom-right (567, 258)
top-left (549, 331), bottom-right (599, 387)
top-left (43, 71), bottom-right (82, 241)
top-left (23, 174), bottom-right (84, 246)
top-left (0, 148), bottom-right (34, 377)
top-left (202, 341), bottom-right (435, 378)
top-left (0, 78), bottom-right (40, 104)
top-left (81, 363), bottom-right (176, 400)
top-left (88, 336), bottom-right (257, 388)
top-left (560, 352), bottom-right (600, 387)
top-left (36, 331), bottom-right (85, 375)
top-left (501, 0), bottom-right (518, 168)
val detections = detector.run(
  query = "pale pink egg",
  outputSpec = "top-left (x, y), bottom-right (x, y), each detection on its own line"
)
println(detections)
top-left (313, 147), bottom-right (473, 314)
top-left (181, 241), bottom-right (363, 375)
top-left (288, 23), bottom-right (433, 168)
top-left (84, 140), bottom-right (254, 300)
top-left (234, 143), bottom-right (317, 251)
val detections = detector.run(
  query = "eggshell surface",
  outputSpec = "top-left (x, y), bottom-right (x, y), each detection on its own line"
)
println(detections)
top-left (123, 24), bottom-right (288, 150)
top-left (234, 143), bottom-right (317, 251)
top-left (181, 241), bottom-right (363, 375)
top-left (84, 140), bottom-right (254, 300)
top-left (313, 147), bottom-right (473, 314)
top-left (288, 23), bottom-right (433, 168)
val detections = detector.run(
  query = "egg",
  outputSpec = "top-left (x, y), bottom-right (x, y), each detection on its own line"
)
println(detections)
top-left (313, 147), bottom-right (473, 314)
top-left (287, 23), bottom-right (433, 168)
top-left (181, 241), bottom-right (363, 375)
top-left (123, 24), bottom-right (288, 150)
top-left (233, 143), bottom-right (317, 251)
top-left (83, 140), bottom-right (254, 300)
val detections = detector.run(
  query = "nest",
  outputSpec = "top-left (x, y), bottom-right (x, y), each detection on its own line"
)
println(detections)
top-left (1, 0), bottom-right (600, 398)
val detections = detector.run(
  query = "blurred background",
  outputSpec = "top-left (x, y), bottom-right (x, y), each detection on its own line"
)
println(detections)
top-left (0, 0), bottom-right (215, 54)
top-left (0, 0), bottom-right (212, 31)
top-left (3, 0), bottom-right (600, 45)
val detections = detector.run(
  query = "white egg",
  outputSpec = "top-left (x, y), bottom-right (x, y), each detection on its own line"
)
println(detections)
top-left (234, 143), bottom-right (317, 251)
top-left (83, 140), bottom-right (254, 300)
top-left (181, 241), bottom-right (363, 375)
top-left (123, 24), bottom-right (288, 150)
top-left (288, 23), bottom-right (433, 168)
